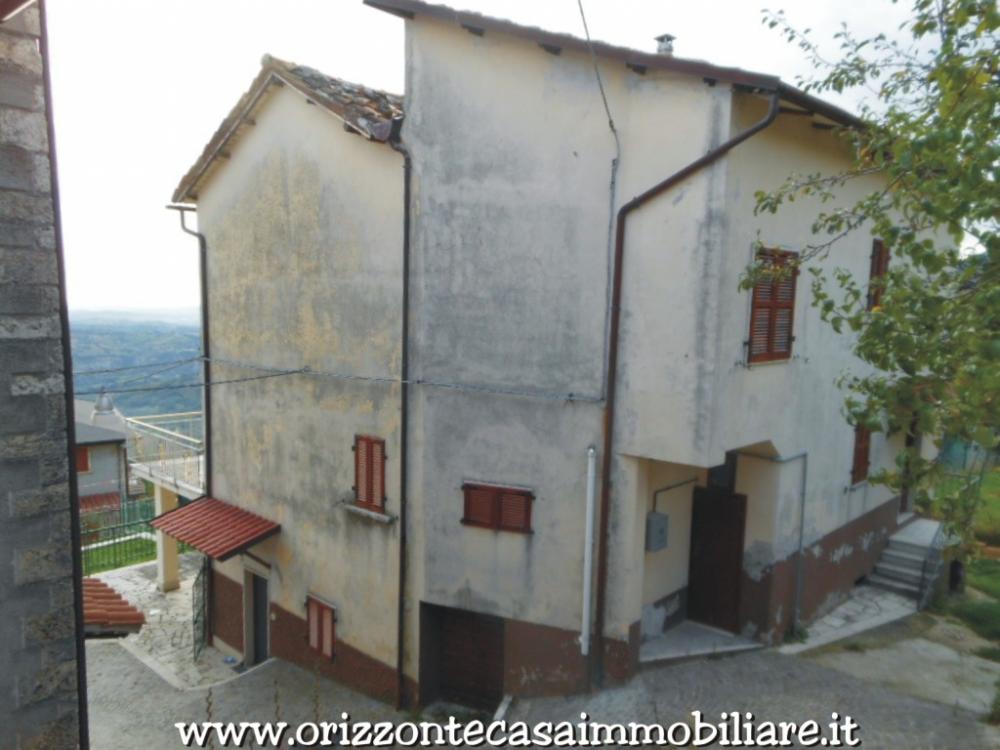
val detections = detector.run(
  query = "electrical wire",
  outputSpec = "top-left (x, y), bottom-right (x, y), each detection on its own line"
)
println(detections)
top-left (74, 356), bottom-right (201, 376)
top-left (77, 354), bottom-right (602, 404)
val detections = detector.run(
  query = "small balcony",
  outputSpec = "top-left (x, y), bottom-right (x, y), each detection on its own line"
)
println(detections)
top-left (125, 411), bottom-right (205, 498)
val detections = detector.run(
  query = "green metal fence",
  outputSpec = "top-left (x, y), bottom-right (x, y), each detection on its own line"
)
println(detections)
top-left (81, 518), bottom-right (156, 575)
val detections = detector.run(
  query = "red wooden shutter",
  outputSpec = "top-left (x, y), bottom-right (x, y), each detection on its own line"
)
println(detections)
top-left (463, 486), bottom-right (496, 528)
top-left (75, 446), bottom-right (90, 472)
top-left (868, 239), bottom-right (890, 309)
top-left (852, 426), bottom-right (871, 484)
top-left (308, 598), bottom-right (320, 651)
top-left (463, 484), bottom-right (533, 533)
top-left (371, 439), bottom-right (385, 510)
top-left (498, 491), bottom-right (532, 532)
top-left (321, 604), bottom-right (335, 659)
top-left (307, 597), bottom-right (335, 659)
top-left (355, 436), bottom-right (371, 505)
top-left (748, 249), bottom-right (797, 363)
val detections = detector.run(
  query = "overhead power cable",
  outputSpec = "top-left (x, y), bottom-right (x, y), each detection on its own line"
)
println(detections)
top-left (74, 356), bottom-right (202, 376)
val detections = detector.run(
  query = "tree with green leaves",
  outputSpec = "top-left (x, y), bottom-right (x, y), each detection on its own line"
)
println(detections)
top-left (752, 0), bottom-right (999, 556)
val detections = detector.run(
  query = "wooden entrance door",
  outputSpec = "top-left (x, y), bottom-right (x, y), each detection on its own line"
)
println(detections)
top-left (687, 487), bottom-right (747, 633)
top-left (435, 606), bottom-right (505, 709)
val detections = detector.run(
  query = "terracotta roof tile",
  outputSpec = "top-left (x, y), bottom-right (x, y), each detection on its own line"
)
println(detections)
top-left (150, 496), bottom-right (280, 561)
top-left (83, 578), bottom-right (145, 635)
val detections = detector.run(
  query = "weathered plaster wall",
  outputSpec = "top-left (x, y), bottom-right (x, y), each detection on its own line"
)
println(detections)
top-left (0, 4), bottom-right (81, 747)
top-left (77, 442), bottom-right (122, 497)
top-left (639, 461), bottom-right (704, 638)
top-left (400, 17), bottom-right (728, 674)
top-left (717, 95), bottom-right (898, 566)
top-left (196, 84), bottom-right (404, 671)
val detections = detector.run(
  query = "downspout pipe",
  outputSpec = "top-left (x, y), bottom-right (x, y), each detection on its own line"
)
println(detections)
top-left (40, 1), bottom-right (89, 744)
top-left (580, 446), bottom-right (598, 657)
top-left (167, 205), bottom-right (213, 499)
top-left (592, 91), bottom-right (781, 686)
top-left (736, 450), bottom-right (809, 632)
top-left (389, 125), bottom-right (411, 710)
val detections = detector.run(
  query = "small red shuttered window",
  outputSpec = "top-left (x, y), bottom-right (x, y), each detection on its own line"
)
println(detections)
top-left (462, 484), bottom-right (533, 533)
top-left (868, 239), bottom-right (890, 309)
top-left (747, 249), bottom-right (798, 364)
top-left (851, 425), bottom-right (871, 485)
top-left (307, 596), bottom-right (336, 659)
top-left (75, 446), bottom-right (90, 473)
top-left (354, 435), bottom-right (385, 511)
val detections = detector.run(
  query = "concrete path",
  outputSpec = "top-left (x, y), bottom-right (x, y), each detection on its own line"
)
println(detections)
top-left (509, 650), bottom-right (999, 749)
top-left (780, 584), bottom-right (916, 655)
top-left (98, 553), bottom-right (235, 688)
top-left (86, 640), bottom-right (402, 749)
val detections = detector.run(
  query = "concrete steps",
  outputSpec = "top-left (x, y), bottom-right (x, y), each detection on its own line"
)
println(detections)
top-left (867, 518), bottom-right (943, 603)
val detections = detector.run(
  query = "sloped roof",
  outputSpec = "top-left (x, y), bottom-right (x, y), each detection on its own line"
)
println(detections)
top-left (75, 421), bottom-right (126, 445)
top-left (172, 55), bottom-right (403, 204)
top-left (150, 496), bottom-right (280, 561)
top-left (83, 578), bottom-right (145, 635)
top-left (364, 0), bottom-right (860, 128)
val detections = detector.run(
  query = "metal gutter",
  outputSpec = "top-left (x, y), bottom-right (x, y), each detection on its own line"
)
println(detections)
top-left (389, 122), bottom-right (411, 709)
top-left (592, 92), bottom-right (782, 686)
top-left (39, 0), bottom-right (89, 743)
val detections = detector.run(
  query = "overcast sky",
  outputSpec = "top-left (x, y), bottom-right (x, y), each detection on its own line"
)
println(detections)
top-left (46, 0), bottom-right (912, 312)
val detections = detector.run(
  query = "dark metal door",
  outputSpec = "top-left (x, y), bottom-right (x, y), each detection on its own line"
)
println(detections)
top-left (251, 574), bottom-right (269, 664)
top-left (192, 555), bottom-right (209, 660)
top-left (438, 607), bottom-right (504, 709)
top-left (687, 487), bottom-right (747, 633)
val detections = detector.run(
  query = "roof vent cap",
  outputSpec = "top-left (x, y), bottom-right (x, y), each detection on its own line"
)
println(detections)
top-left (94, 391), bottom-right (115, 415)
top-left (655, 33), bottom-right (676, 56)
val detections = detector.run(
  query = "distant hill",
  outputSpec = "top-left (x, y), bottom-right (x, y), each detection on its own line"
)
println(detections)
top-left (70, 311), bottom-right (202, 417)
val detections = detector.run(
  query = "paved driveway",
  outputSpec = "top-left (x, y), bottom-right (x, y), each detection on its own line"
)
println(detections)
top-left (509, 650), bottom-right (999, 749)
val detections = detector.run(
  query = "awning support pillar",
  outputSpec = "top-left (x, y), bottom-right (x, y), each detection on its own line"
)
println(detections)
top-left (154, 485), bottom-right (180, 592)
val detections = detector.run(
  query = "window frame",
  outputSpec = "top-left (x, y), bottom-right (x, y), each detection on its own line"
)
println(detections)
top-left (461, 483), bottom-right (534, 534)
top-left (867, 238), bottom-right (890, 310)
top-left (851, 425), bottom-right (871, 485)
top-left (353, 435), bottom-right (386, 513)
top-left (75, 445), bottom-right (91, 473)
top-left (746, 248), bottom-right (799, 364)
top-left (306, 595), bottom-right (336, 660)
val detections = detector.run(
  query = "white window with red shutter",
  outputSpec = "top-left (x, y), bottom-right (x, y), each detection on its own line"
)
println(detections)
top-left (747, 248), bottom-right (798, 364)
top-left (307, 596), bottom-right (336, 659)
top-left (354, 435), bottom-right (386, 512)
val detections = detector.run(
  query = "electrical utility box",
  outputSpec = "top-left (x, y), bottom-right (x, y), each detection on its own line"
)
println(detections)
top-left (645, 511), bottom-right (669, 552)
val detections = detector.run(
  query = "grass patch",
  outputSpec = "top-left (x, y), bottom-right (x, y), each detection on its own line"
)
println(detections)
top-left (82, 537), bottom-right (156, 575)
top-left (968, 558), bottom-right (1000, 600)
top-left (979, 470), bottom-right (1000, 546)
top-left (948, 598), bottom-right (1000, 641)
top-left (975, 646), bottom-right (1000, 663)
top-left (990, 679), bottom-right (1000, 725)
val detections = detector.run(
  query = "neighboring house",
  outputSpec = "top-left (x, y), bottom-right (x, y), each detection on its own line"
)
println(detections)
top-left (75, 396), bottom-right (130, 512)
top-left (158, 0), bottom-right (910, 709)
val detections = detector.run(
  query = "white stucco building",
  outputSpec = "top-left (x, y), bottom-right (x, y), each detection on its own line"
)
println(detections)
top-left (156, 0), bottom-right (910, 708)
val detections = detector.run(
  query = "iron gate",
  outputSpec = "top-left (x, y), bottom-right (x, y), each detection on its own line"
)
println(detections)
top-left (192, 554), bottom-right (210, 660)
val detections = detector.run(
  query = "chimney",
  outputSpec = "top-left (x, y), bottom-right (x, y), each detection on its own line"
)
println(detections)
top-left (655, 33), bottom-right (675, 56)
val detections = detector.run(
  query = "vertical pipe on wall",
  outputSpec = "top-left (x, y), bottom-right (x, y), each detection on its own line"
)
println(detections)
top-left (593, 92), bottom-right (781, 686)
top-left (581, 446), bottom-right (598, 657)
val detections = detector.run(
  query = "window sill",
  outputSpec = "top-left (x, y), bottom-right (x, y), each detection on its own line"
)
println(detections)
top-left (460, 519), bottom-right (533, 535)
top-left (342, 502), bottom-right (396, 524)
top-left (846, 480), bottom-right (868, 493)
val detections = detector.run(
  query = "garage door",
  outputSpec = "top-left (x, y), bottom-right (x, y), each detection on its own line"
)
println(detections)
top-left (435, 606), bottom-right (505, 709)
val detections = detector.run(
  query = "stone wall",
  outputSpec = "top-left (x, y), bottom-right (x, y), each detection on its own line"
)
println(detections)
top-left (0, 3), bottom-right (83, 748)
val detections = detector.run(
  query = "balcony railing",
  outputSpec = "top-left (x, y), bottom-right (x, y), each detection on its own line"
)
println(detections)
top-left (125, 411), bottom-right (205, 497)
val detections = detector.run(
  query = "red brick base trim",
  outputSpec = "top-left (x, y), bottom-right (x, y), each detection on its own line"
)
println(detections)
top-left (741, 495), bottom-right (899, 643)
top-left (268, 602), bottom-right (402, 705)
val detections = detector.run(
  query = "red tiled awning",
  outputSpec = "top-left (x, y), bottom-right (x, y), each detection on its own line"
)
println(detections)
top-left (150, 496), bottom-right (280, 561)
top-left (83, 578), bottom-right (145, 635)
